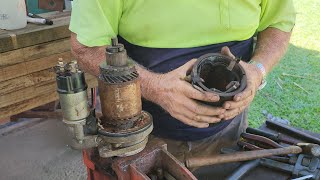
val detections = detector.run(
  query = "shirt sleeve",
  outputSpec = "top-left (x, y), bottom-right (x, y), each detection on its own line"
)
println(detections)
top-left (69, 0), bottom-right (123, 47)
top-left (258, 0), bottom-right (296, 32)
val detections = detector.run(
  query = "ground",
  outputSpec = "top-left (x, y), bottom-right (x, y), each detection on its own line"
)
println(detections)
top-left (0, 119), bottom-right (86, 180)
top-left (249, 0), bottom-right (320, 133)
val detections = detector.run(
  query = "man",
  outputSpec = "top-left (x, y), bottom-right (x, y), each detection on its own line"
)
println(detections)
top-left (69, 1), bottom-right (296, 161)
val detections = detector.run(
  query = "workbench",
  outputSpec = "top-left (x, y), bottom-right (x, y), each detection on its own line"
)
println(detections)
top-left (0, 11), bottom-right (97, 121)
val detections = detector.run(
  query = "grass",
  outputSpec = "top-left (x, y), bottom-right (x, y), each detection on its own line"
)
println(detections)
top-left (248, 0), bottom-right (320, 133)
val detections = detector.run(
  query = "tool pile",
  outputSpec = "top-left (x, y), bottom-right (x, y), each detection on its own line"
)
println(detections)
top-left (186, 120), bottom-right (320, 180)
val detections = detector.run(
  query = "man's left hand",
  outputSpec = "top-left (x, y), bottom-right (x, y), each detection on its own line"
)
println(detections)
top-left (220, 46), bottom-right (263, 120)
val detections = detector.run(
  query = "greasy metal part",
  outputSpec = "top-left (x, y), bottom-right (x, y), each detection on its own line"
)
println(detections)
top-left (99, 136), bottom-right (149, 157)
top-left (190, 53), bottom-right (246, 107)
top-left (111, 140), bottom-right (197, 180)
top-left (266, 120), bottom-right (320, 145)
top-left (106, 37), bottom-right (127, 66)
top-left (98, 78), bottom-right (142, 126)
top-left (292, 154), bottom-right (320, 179)
top-left (98, 111), bottom-right (152, 143)
top-left (185, 146), bottom-right (303, 168)
top-left (81, 140), bottom-right (197, 180)
top-left (222, 147), bottom-right (320, 179)
top-left (226, 159), bottom-right (260, 180)
top-left (98, 113), bottom-right (153, 157)
top-left (241, 133), bottom-right (283, 149)
top-left (246, 127), bottom-right (300, 145)
top-left (97, 37), bottom-right (153, 157)
top-left (260, 158), bottom-right (295, 173)
top-left (260, 156), bottom-right (320, 180)
top-left (55, 61), bottom-right (98, 149)
top-left (59, 92), bottom-right (89, 122)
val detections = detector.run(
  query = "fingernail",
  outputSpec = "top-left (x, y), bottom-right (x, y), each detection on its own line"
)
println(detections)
top-left (225, 104), bottom-right (231, 109)
top-left (235, 96), bottom-right (241, 101)
top-left (220, 109), bottom-right (226, 113)
top-left (219, 114), bottom-right (225, 119)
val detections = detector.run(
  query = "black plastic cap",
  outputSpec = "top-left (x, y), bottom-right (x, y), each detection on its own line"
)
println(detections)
top-left (56, 72), bottom-right (87, 94)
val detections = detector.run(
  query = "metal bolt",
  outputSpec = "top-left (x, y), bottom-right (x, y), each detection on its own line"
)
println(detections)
top-left (57, 58), bottom-right (65, 72)
top-left (156, 168), bottom-right (164, 180)
top-left (111, 38), bottom-right (118, 46)
top-left (69, 60), bottom-right (78, 73)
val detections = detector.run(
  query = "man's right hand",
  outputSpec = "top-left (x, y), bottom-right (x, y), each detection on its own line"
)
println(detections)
top-left (137, 59), bottom-right (225, 128)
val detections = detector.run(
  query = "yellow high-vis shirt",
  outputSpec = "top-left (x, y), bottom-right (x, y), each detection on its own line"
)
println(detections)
top-left (70, 0), bottom-right (296, 48)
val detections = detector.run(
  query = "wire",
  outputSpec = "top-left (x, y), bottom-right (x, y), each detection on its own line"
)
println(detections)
top-left (91, 87), bottom-right (97, 109)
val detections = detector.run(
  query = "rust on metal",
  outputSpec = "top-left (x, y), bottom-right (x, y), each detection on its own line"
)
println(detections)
top-left (112, 140), bottom-right (197, 180)
top-left (98, 78), bottom-right (142, 128)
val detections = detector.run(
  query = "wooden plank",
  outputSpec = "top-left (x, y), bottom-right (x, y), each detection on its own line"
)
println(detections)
top-left (0, 75), bottom-right (97, 119)
top-left (0, 73), bottom-right (96, 108)
top-left (0, 16), bottom-right (70, 53)
top-left (0, 82), bottom-right (57, 108)
top-left (0, 38), bottom-right (70, 67)
top-left (0, 70), bottom-right (56, 96)
top-left (0, 51), bottom-right (72, 82)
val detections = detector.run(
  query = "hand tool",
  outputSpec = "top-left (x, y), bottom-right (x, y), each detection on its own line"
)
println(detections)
top-left (240, 133), bottom-right (283, 149)
top-left (242, 131), bottom-right (320, 157)
top-left (260, 155), bottom-right (320, 180)
top-left (238, 141), bottom-right (292, 163)
top-left (246, 127), bottom-right (299, 145)
top-left (297, 143), bottom-right (320, 157)
top-left (186, 143), bottom-right (320, 168)
top-left (226, 151), bottom-right (320, 180)
top-left (185, 146), bottom-right (302, 168)
top-left (266, 120), bottom-right (320, 145)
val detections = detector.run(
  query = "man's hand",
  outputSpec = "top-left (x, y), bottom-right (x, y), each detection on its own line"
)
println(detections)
top-left (220, 47), bottom-right (263, 120)
top-left (137, 59), bottom-right (226, 128)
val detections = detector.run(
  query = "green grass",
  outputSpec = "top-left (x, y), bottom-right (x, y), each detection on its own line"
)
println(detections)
top-left (248, 0), bottom-right (320, 132)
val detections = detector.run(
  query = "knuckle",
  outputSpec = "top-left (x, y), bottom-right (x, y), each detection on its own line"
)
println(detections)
top-left (193, 105), bottom-right (201, 114)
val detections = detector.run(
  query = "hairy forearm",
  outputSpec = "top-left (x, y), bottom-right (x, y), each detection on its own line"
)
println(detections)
top-left (71, 32), bottom-right (160, 102)
top-left (135, 65), bottom-right (163, 102)
top-left (252, 27), bottom-right (292, 74)
top-left (70, 33), bottom-right (106, 76)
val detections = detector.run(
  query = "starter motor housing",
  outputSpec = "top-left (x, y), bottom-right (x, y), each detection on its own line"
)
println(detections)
top-left (191, 53), bottom-right (247, 107)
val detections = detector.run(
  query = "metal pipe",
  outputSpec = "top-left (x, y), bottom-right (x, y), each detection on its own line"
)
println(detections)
top-left (246, 127), bottom-right (299, 145)
top-left (266, 120), bottom-right (320, 145)
top-left (185, 146), bottom-right (302, 168)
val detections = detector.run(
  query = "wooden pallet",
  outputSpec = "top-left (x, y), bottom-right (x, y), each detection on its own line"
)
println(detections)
top-left (0, 11), bottom-right (98, 120)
